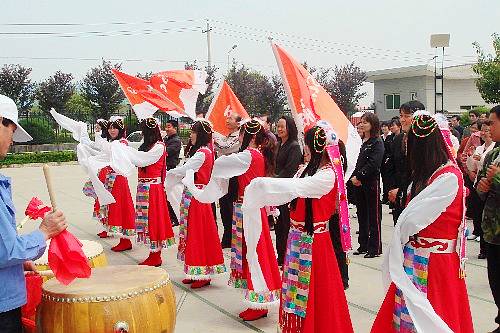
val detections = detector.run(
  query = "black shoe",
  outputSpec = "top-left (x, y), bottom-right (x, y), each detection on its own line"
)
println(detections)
top-left (478, 253), bottom-right (487, 259)
top-left (355, 231), bottom-right (360, 234)
top-left (353, 249), bottom-right (367, 255)
top-left (364, 253), bottom-right (380, 258)
top-left (221, 241), bottom-right (231, 249)
top-left (343, 283), bottom-right (349, 290)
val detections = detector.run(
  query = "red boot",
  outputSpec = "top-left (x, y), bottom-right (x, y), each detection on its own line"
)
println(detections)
top-left (240, 309), bottom-right (268, 321)
top-left (190, 280), bottom-right (210, 289)
top-left (139, 251), bottom-right (162, 267)
top-left (97, 231), bottom-right (108, 238)
top-left (111, 238), bottom-right (132, 252)
top-left (182, 279), bottom-right (194, 284)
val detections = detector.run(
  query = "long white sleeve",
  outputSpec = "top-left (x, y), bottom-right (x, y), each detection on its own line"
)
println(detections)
top-left (241, 167), bottom-right (335, 293)
top-left (382, 171), bottom-right (459, 333)
top-left (165, 151), bottom-right (206, 220)
top-left (50, 108), bottom-right (89, 143)
top-left (182, 150), bottom-right (252, 203)
top-left (242, 167), bottom-right (335, 212)
top-left (110, 142), bottom-right (164, 177)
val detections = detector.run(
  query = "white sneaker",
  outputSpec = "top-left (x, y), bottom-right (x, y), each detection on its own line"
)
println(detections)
top-left (475, 236), bottom-right (480, 242)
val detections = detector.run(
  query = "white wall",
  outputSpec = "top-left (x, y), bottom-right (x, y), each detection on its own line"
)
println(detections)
top-left (443, 79), bottom-right (494, 112)
top-left (373, 76), bottom-right (428, 120)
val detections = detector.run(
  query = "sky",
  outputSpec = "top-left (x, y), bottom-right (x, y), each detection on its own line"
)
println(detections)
top-left (1, 0), bottom-right (499, 107)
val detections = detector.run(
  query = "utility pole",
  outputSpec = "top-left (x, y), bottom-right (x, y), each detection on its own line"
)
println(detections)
top-left (202, 21), bottom-right (212, 68)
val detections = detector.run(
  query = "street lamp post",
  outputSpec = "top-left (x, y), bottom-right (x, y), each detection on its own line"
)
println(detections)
top-left (227, 44), bottom-right (237, 73)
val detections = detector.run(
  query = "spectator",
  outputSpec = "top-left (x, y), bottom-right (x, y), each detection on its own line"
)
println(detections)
top-left (0, 95), bottom-right (68, 332)
top-left (381, 121), bottom-right (395, 204)
top-left (476, 105), bottom-right (500, 333)
top-left (164, 119), bottom-right (182, 226)
top-left (259, 113), bottom-right (278, 147)
top-left (213, 113), bottom-right (242, 248)
top-left (463, 110), bottom-right (480, 138)
top-left (351, 112), bottom-right (385, 258)
top-left (381, 121), bottom-right (390, 141)
top-left (387, 100), bottom-right (425, 224)
top-left (451, 115), bottom-right (464, 140)
top-left (466, 120), bottom-right (495, 259)
top-left (274, 116), bottom-right (302, 266)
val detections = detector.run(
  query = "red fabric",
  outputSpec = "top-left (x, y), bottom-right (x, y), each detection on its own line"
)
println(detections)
top-left (283, 180), bottom-right (353, 332)
top-left (294, 233), bottom-right (353, 333)
top-left (106, 171), bottom-right (135, 233)
top-left (184, 148), bottom-right (224, 270)
top-left (237, 148), bottom-right (265, 198)
top-left (244, 207), bottom-right (282, 294)
top-left (48, 230), bottom-right (91, 285)
top-left (290, 172), bottom-right (338, 222)
top-left (24, 197), bottom-right (51, 220)
top-left (237, 149), bottom-right (281, 297)
top-left (138, 142), bottom-right (174, 247)
top-left (371, 165), bottom-right (474, 333)
top-left (22, 273), bottom-right (43, 318)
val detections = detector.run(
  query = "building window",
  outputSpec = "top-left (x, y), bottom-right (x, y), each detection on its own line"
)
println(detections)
top-left (385, 94), bottom-right (401, 110)
top-left (410, 92), bottom-right (417, 101)
top-left (460, 105), bottom-right (483, 110)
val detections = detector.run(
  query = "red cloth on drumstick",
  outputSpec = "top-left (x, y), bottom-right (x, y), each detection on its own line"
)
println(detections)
top-left (22, 272), bottom-right (43, 318)
top-left (25, 197), bottom-right (51, 219)
top-left (48, 230), bottom-right (91, 285)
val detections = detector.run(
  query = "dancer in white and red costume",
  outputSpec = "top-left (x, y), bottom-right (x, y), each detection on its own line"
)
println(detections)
top-left (166, 119), bottom-right (226, 289)
top-left (370, 114), bottom-right (474, 333)
top-left (184, 119), bottom-right (281, 321)
top-left (242, 123), bottom-right (354, 333)
top-left (108, 118), bottom-right (175, 267)
top-left (92, 116), bottom-right (136, 252)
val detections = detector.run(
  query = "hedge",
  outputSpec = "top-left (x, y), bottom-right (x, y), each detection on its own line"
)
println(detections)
top-left (0, 151), bottom-right (77, 166)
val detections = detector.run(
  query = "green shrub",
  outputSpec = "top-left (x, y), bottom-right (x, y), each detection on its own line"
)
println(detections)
top-left (18, 118), bottom-right (56, 144)
top-left (0, 151), bottom-right (77, 166)
top-left (459, 106), bottom-right (490, 127)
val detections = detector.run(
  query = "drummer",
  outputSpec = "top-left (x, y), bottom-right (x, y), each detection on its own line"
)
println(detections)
top-left (0, 95), bottom-right (68, 333)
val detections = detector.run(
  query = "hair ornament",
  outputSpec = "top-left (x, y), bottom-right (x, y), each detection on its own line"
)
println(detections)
top-left (411, 114), bottom-right (437, 138)
top-left (140, 117), bottom-right (159, 129)
top-left (243, 119), bottom-right (263, 135)
top-left (193, 119), bottom-right (213, 134)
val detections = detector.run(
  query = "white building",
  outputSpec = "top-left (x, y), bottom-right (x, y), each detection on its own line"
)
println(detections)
top-left (366, 64), bottom-right (494, 120)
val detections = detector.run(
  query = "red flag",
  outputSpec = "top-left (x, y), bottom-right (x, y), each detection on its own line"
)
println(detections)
top-left (271, 43), bottom-right (361, 177)
top-left (112, 69), bottom-right (180, 119)
top-left (206, 81), bottom-right (250, 136)
top-left (112, 69), bottom-right (207, 120)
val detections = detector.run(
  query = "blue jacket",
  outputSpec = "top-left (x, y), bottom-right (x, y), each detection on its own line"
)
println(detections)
top-left (0, 173), bottom-right (46, 313)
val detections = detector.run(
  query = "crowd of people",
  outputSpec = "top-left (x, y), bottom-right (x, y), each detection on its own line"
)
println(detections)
top-left (1, 89), bottom-right (499, 332)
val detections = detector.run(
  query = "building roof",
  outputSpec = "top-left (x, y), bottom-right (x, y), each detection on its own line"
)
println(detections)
top-left (365, 63), bottom-right (479, 82)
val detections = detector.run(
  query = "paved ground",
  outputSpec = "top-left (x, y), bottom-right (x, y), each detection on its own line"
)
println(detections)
top-left (2, 164), bottom-right (497, 332)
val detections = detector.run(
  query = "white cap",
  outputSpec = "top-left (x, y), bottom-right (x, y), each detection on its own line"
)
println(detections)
top-left (0, 94), bottom-right (32, 142)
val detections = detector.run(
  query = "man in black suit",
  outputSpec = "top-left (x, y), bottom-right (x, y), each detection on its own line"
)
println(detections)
top-left (164, 119), bottom-right (182, 226)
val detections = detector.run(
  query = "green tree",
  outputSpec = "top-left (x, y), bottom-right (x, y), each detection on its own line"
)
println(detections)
top-left (37, 71), bottom-right (75, 114)
top-left (473, 33), bottom-right (500, 104)
top-left (65, 92), bottom-right (93, 122)
top-left (225, 62), bottom-right (285, 119)
top-left (184, 61), bottom-right (219, 115)
top-left (302, 62), bottom-right (366, 115)
top-left (0, 64), bottom-right (37, 112)
top-left (81, 60), bottom-right (125, 120)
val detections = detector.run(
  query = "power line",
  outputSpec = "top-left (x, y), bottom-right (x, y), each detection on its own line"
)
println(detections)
top-left (0, 26), bottom-right (202, 39)
top-left (0, 18), bottom-right (200, 27)
top-left (209, 19), bottom-right (476, 61)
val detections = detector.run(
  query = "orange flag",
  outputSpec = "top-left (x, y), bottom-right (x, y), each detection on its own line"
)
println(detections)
top-left (112, 69), bottom-right (181, 119)
top-left (112, 69), bottom-right (207, 120)
top-left (206, 81), bottom-right (250, 136)
top-left (271, 43), bottom-right (361, 177)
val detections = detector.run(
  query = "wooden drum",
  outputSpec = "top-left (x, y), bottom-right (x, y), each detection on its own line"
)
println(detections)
top-left (35, 239), bottom-right (108, 272)
top-left (36, 265), bottom-right (176, 333)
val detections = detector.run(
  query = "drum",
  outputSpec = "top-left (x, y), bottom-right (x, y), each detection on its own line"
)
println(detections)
top-left (35, 239), bottom-right (107, 273)
top-left (36, 265), bottom-right (176, 333)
